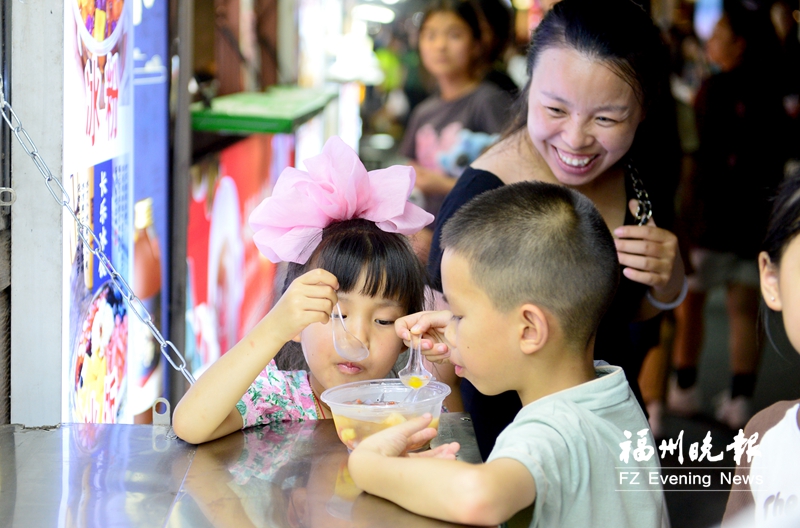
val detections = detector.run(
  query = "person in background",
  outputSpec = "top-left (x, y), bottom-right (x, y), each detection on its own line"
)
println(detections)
top-left (721, 174), bottom-right (800, 527)
top-left (668, 0), bottom-right (792, 431)
top-left (474, 0), bottom-right (519, 96)
top-left (771, 0), bottom-right (800, 166)
top-left (399, 0), bottom-right (512, 263)
top-left (425, 0), bottom-right (684, 459)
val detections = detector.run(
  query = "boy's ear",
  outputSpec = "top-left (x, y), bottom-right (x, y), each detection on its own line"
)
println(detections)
top-left (519, 303), bottom-right (549, 355)
top-left (759, 251), bottom-right (782, 311)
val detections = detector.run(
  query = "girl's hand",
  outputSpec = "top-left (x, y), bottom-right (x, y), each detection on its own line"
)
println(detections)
top-left (267, 268), bottom-right (339, 343)
top-left (614, 199), bottom-right (686, 302)
top-left (395, 310), bottom-right (452, 364)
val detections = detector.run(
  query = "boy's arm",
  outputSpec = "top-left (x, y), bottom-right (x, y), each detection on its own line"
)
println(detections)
top-left (348, 415), bottom-right (536, 526)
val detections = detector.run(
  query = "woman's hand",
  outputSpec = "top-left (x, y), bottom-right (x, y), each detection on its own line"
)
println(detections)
top-left (614, 199), bottom-right (686, 304)
top-left (266, 268), bottom-right (339, 343)
top-left (395, 310), bottom-right (453, 364)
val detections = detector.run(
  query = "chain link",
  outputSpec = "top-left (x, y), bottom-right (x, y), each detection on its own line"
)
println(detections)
top-left (626, 159), bottom-right (653, 226)
top-left (0, 73), bottom-right (196, 386)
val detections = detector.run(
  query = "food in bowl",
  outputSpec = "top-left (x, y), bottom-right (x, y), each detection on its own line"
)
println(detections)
top-left (321, 379), bottom-right (450, 451)
top-left (72, 282), bottom-right (128, 423)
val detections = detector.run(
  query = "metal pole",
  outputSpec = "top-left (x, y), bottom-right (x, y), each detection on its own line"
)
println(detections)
top-left (169, 0), bottom-right (195, 409)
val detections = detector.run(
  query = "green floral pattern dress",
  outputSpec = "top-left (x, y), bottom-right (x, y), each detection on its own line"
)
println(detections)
top-left (236, 360), bottom-right (318, 428)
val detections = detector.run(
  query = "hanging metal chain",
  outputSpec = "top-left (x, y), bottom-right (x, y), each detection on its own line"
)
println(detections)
top-left (0, 73), bottom-right (196, 385)
top-left (627, 158), bottom-right (653, 226)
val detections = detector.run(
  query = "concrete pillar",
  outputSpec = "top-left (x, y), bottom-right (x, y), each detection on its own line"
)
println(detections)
top-left (10, 1), bottom-right (65, 426)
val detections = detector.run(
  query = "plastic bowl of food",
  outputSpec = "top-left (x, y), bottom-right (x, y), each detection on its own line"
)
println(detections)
top-left (321, 379), bottom-right (450, 451)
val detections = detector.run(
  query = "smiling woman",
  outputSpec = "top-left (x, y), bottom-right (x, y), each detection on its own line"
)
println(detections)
top-left (525, 47), bottom-right (643, 187)
top-left (425, 0), bottom-right (685, 460)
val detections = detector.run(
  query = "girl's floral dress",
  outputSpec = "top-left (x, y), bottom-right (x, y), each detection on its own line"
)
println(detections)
top-left (236, 360), bottom-right (319, 428)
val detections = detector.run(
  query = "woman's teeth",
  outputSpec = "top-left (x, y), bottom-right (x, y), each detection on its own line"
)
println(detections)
top-left (557, 149), bottom-right (594, 167)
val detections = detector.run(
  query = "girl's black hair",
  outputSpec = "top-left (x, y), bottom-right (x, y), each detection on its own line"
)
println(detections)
top-left (506, 0), bottom-right (681, 230)
top-left (763, 175), bottom-right (800, 264)
top-left (511, 0), bottom-right (666, 119)
top-left (419, 0), bottom-right (483, 42)
top-left (761, 175), bottom-right (800, 357)
top-left (275, 219), bottom-right (428, 371)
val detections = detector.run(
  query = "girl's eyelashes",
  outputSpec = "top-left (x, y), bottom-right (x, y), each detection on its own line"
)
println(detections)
top-left (545, 106), bottom-right (565, 116)
top-left (451, 314), bottom-right (463, 323)
top-left (332, 314), bottom-right (397, 325)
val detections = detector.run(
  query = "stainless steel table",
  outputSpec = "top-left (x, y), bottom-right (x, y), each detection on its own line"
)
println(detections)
top-left (0, 413), bottom-right (483, 527)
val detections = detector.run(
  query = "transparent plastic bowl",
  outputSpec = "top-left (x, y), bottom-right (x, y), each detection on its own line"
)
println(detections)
top-left (321, 379), bottom-right (450, 451)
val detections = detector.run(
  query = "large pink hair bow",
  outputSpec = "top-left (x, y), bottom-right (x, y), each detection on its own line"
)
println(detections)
top-left (249, 136), bottom-right (434, 264)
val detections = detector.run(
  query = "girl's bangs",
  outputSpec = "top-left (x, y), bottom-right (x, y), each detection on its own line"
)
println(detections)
top-left (313, 229), bottom-right (425, 313)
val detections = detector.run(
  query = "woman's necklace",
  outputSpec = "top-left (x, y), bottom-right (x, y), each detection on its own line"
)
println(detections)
top-left (311, 386), bottom-right (327, 419)
top-left (626, 159), bottom-right (653, 226)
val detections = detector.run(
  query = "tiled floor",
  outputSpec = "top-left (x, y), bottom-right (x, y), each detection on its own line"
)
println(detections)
top-left (659, 288), bottom-right (800, 528)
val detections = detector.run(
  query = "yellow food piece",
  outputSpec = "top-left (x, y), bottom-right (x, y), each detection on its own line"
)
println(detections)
top-left (383, 412), bottom-right (407, 427)
top-left (93, 9), bottom-right (107, 41)
top-left (340, 428), bottom-right (356, 442)
top-left (334, 465), bottom-right (361, 500)
top-left (408, 376), bottom-right (425, 389)
top-left (78, 351), bottom-right (106, 422)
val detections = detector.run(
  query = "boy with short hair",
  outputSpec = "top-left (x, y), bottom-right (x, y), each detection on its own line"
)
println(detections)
top-left (348, 181), bottom-right (667, 527)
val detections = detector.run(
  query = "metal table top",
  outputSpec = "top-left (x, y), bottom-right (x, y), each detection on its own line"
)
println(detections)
top-left (0, 413), bottom-right (482, 527)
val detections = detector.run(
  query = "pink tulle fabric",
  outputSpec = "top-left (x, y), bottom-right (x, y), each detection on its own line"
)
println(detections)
top-left (249, 136), bottom-right (434, 264)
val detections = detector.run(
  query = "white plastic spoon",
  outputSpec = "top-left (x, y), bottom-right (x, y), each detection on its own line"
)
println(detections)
top-left (331, 302), bottom-right (369, 361)
top-left (398, 333), bottom-right (432, 389)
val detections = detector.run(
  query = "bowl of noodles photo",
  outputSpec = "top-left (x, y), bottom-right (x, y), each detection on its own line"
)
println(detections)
top-left (71, 281), bottom-right (128, 423)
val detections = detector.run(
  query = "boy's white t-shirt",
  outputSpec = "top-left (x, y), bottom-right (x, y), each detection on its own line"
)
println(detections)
top-left (487, 365), bottom-right (668, 528)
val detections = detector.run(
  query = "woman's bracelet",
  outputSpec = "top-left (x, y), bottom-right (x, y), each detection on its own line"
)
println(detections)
top-left (646, 276), bottom-right (689, 311)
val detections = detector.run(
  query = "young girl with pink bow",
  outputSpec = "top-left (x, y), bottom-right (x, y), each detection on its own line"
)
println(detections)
top-left (173, 137), bottom-right (434, 444)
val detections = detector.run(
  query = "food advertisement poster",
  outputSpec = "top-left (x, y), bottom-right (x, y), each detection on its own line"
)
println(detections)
top-left (63, 0), bottom-right (135, 423)
top-left (128, 0), bottom-right (170, 421)
top-left (184, 134), bottom-right (294, 377)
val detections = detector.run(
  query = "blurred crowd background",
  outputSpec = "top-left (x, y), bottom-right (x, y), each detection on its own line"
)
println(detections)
top-left (358, 0), bottom-right (800, 427)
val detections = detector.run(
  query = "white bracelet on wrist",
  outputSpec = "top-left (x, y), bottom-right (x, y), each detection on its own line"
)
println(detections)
top-left (646, 276), bottom-right (689, 311)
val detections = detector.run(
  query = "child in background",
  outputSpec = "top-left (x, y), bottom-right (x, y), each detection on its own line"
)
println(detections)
top-left (348, 181), bottom-right (667, 528)
top-left (722, 175), bottom-right (800, 527)
top-left (399, 0), bottom-right (512, 260)
top-left (172, 137), bottom-right (434, 444)
top-left (669, 0), bottom-right (791, 430)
